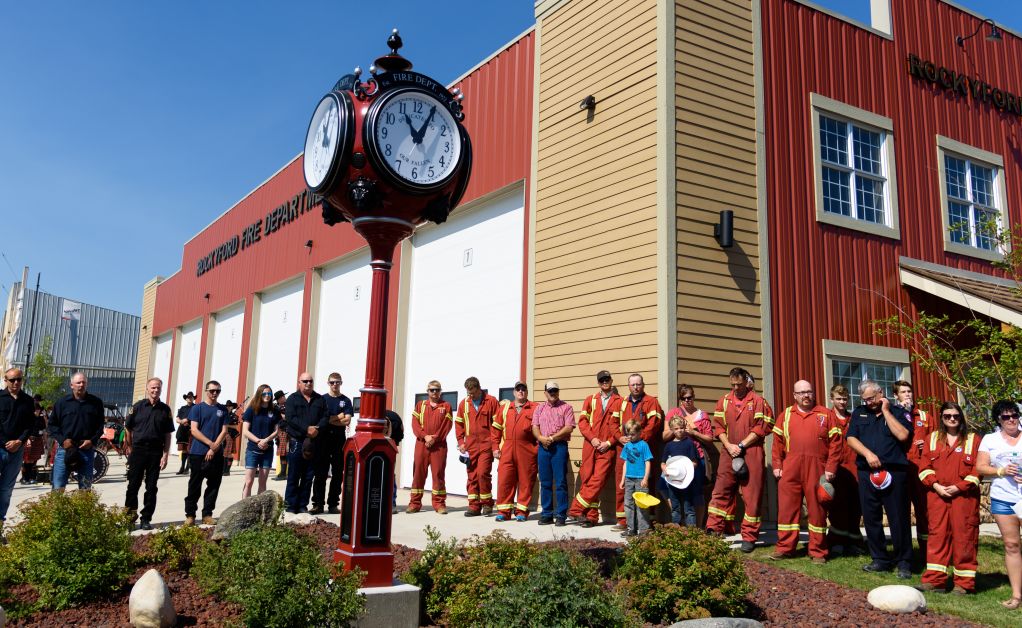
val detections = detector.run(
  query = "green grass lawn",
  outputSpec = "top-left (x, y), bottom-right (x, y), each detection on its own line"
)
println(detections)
top-left (747, 536), bottom-right (1016, 628)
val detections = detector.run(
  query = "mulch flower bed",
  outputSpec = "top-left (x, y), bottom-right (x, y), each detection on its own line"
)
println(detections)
top-left (5, 520), bottom-right (981, 627)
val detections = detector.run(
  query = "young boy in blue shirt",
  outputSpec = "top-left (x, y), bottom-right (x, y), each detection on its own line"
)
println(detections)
top-left (619, 419), bottom-right (653, 536)
top-left (659, 416), bottom-right (702, 526)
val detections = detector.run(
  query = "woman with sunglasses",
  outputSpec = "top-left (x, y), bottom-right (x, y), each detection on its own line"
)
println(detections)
top-left (977, 400), bottom-right (1022, 609)
top-left (916, 402), bottom-right (980, 595)
top-left (241, 385), bottom-right (282, 498)
top-left (662, 384), bottom-right (713, 526)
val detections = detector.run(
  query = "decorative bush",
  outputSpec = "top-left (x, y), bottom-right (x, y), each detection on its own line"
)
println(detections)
top-left (1, 490), bottom-right (135, 610)
top-left (478, 548), bottom-right (635, 627)
top-left (192, 524), bottom-right (364, 627)
top-left (616, 525), bottom-right (752, 623)
top-left (142, 524), bottom-right (210, 571)
top-left (404, 528), bottom-right (538, 625)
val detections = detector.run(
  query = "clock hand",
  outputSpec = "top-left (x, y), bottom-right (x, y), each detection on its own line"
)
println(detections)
top-left (414, 106), bottom-right (437, 144)
top-left (403, 113), bottom-right (418, 143)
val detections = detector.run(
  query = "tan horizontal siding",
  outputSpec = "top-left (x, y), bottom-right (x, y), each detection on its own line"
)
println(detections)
top-left (132, 279), bottom-right (160, 400)
top-left (675, 0), bottom-right (764, 406)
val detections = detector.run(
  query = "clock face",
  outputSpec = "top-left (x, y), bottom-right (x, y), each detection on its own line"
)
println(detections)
top-left (304, 93), bottom-right (343, 191)
top-left (368, 89), bottom-right (462, 189)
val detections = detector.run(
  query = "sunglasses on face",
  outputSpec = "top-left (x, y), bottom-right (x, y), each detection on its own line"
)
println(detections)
top-left (1000, 414), bottom-right (1021, 421)
top-left (300, 379), bottom-right (313, 384)
top-left (514, 386), bottom-right (527, 392)
top-left (941, 413), bottom-right (961, 420)
top-left (546, 388), bottom-right (560, 394)
top-left (207, 389), bottom-right (221, 394)
top-left (261, 392), bottom-right (273, 397)
top-left (679, 395), bottom-right (694, 401)
top-left (428, 388), bottom-right (441, 393)
top-left (328, 380), bottom-right (342, 385)
top-left (598, 377), bottom-right (611, 384)
top-left (6, 377), bottom-right (22, 383)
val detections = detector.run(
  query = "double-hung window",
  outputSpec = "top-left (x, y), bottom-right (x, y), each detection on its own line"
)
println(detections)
top-left (811, 94), bottom-right (899, 239)
top-left (937, 136), bottom-right (1008, 261)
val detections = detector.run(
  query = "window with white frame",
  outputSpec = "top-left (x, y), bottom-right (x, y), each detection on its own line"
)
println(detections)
top-left (811, 94), bottom-right (899, 239)
top-left (937, 136), bottom-right (1007, 260)
top-left (822, 340), bottom-right (910, 408)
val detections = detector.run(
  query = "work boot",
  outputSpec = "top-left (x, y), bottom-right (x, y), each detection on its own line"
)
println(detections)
top-left (480, 505), bottom-right (492, 516)
top-left (176, 457), bottom-right (188, 475)
top-left (202, 516), bottom-right (216, 526)
top-left (309, 505), bottom-right (324, 515)
top-left (184, 516), bottom-right (196, 527)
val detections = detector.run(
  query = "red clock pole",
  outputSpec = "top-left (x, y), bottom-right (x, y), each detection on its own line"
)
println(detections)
top-left (333, 218), bottom-right (413, 587)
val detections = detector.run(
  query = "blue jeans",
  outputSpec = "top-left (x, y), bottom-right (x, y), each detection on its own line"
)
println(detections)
top-left (658, 458), bottom-right (705, 526)
top-left (52, 446), bottom-right (95, 491)
top-left (537, 440), bottom-right (569, 520)
top-left (284, 439), bottom-right (316, 512)
top-left (0, 446), bottom-right (24, 521)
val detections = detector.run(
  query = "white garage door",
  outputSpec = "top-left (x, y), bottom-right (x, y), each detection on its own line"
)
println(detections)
top-left (251, 278), bottom-right (304, 396)
top-left (208, 302), bottom-right (245, 405)
top-left (152, 333), bottom-right (173, 390)
top-left (313, 252), bottom-right (371, 430)
top-left (172, 319), bottom-right (203, 408)
top-left (399, 188), bottom-right (525, 493)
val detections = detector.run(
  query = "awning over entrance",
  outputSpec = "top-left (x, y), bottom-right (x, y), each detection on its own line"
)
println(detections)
top-left (899, 256), bottom-right (1022, 327)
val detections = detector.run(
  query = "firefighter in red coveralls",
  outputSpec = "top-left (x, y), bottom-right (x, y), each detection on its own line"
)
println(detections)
top-left (407, 380), bottom-right (453, 514)
top-left (917, 401), bottom-right (980, 594)
top-left (492, 381), bottom-right (537, 522)
top-left (568, 370), bottom-right (623, 527)
top-left (614, 373), bottom-right (664, 529)
top-left (895, 380), bottom-right (935, 554)
top-left (706, 367), bottom-right (774, 552)
top-left (770, 380), bottom-right (843, 563)
top-left (825, 384), bottom-right (866, 555)
top-left (455, 376), bottom-right (499, 517)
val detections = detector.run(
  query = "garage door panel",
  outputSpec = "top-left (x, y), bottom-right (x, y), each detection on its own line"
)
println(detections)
top-left (252, 279), bottom-right (304, 396)
top-left (172, 320), bottom-right (203, 409)
top-left (400, 189), bottom-right (525, 493)
top-left (208, 303), bottom-right (245, 404)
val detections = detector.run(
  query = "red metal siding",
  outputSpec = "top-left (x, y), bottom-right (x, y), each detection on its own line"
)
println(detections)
top-left (152, 30), bottom-right (535, 394)
top-left (762, 0), bottom-right (1022, 403)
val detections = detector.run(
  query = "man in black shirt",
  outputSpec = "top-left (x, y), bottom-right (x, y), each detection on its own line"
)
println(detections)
top-left (283, 372), bottom-right (328, 514)
top-left (48, 372), bottom-right (105, 491)
top-left (845, 380), bottom-right (912, 578)
top-left (123, 377), bottom-right (175, 530)
top-left (1, 368), bottom-right (35, 526)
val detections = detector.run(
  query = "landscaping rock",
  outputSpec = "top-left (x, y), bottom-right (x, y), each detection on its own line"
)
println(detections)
top-left (128, 569), bottom-right (175, 628)
top-left (282, 511), bottom-right (316, 525)
top-left (211, 490), bottom-right (283, 540)
top-left (0, 603), bottom-right (5, 628)
top-left (671, 619), bottom-right (763, 627)
top-left (866, 584), bottom-right (927, 614)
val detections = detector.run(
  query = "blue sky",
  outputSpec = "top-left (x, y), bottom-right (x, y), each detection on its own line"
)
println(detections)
top-left (1, 1), bottom-right (1019, 315)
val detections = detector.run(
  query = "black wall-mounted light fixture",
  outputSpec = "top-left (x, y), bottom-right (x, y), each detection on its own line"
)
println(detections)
top-left (305, 239), bottom-right (314, 249)
top-left (203, 293), bottom-right (210, 301)
top-left (714, 210), bottom-right (734, 248)
top-left (579, 95), bottom-right (596, 111)
top-left (956, 18), bottom-right (1002, 47)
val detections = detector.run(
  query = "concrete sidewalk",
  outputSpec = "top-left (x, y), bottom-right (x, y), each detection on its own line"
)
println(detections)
top-left (4, 454), bottom-right (1003, 550)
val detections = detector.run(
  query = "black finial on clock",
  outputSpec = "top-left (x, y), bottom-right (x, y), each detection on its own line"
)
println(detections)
top-left (374, 28), bottom-right (413, 73)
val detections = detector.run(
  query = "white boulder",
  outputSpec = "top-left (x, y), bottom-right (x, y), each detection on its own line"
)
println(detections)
top-left (128, 568), bottom-right (176, 628)
top-left (866, 584), bottom-right (926, 614)
top-left (0, 603), bottom-right (6, 628)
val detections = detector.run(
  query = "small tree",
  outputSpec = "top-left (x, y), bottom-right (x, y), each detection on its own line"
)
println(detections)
top-left (27, 336), bottom-right (65, 407)
top-left (871, 223), bottom-right (1022, 432)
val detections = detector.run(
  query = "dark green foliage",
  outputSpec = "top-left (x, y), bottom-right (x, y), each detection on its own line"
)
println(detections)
top-left (142, 524), bottom-right (210, 571)
top-left (1, 490), bottom-right (135, 610)
top-left (403, 527), bottom-right (632, 627)
top-left (191, 525), bottom-right (364, 627)
top-left (616, 525), bottom-right (751, 623)
top-left (477, 548), bottom-right (635, 627)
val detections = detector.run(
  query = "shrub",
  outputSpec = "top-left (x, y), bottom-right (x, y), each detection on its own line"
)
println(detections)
top-left (3, 490), bottom-right (135, 610)
top-left (615, 525), bottom-right (751, 623)
top-left (142, 524), bottom-right (210, 571)
top-left (192, 525), bottom-right (364, 627)
top-left (478, 548), bottom-right (635, 628)
top-left (401, 525), bottom-right (457, 607)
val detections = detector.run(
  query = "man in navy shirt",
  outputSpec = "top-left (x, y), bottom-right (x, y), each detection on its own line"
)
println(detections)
top-left (49, 372), bottom-right (105, 491)
top-left (185, 380), bottom-right (230, 526)
top-left (845, 380), bottom-right (912, 579)
top-left (284, 372), bottom-right (329, 514)
top-left (311, 372), bottom-right (352, 515)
